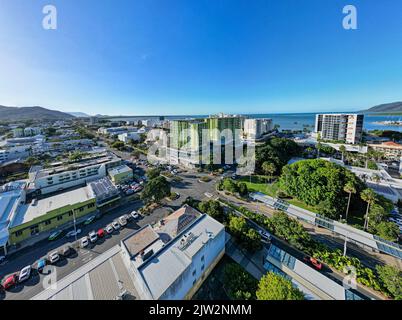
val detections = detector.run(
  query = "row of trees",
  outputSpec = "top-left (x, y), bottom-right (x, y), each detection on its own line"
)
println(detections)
top-left (197, 200), bottom-right (262, 252)
top-left (218, 199), bottom-right (402, 300)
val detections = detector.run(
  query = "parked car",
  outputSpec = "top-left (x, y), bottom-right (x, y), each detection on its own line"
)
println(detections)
top-left (48, 230), bottom-right (64, 241)
top-left (112, 221), bottom-right (121, 230)
top-left (118, 215), bottom-right (127, 227)
top-left (66, 229), bottom-right (82, 238)
top-left (95, 212), bottom-right (103, 220)
top-left (61, 245), bottom-right (72, 257)
top-left (84, 215), bottom-right (96, 225)
top-left (88, 231), bottom-right (98, 243)
top-left (303, 256), bottom-right (323, 271)
top-left (105, 224), bottom-right (114, 234)
top-left (37, 259), bottom-right (47, 273)
top-left (18, 265), bottom-right (32, 283)
top-left (125, 189), bottom-right (134, 196)
top-left (48, 252), bottom-right (60, 264)
top-left (258, 229), bottom-right (272, 241)
top-left (2, 274), bottom-right (17, 290)
top-left (80, 236), bottom-right (89, 248)
top-left (97, 228), bottom-right (105, 238)
top-left (131, 211), bottom-right (139, 220)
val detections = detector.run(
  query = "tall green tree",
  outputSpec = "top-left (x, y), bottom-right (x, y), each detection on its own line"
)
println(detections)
top-left (256, 272), bottom-right (304, 300)
top-left (141, 176), bottom-right (171, 204)
top-left (198, 200), bottom-right (225, 222)
top-left (223, 263), bottom-right (258, 300)
top-left (376, 265), bottom-right (402, 300)
top-left (262, 161), bottom-right (276, 182)
top-left (343, 181), bottom-right (357, 221)
top-left (339, 145), bottom-right (347, 162)
top-left (360, 189), bottom-right (377, 231)
top-left (146, 167), bottom-right (162, 180)
top-left (375, 222), bottom-right (400, 242)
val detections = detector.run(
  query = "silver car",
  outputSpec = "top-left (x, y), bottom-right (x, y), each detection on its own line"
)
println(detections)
top-left (18, 265), bottom-right (31, 283)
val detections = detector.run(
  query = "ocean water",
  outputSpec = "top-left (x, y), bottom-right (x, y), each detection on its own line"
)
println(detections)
top-left (111, 113), bottom-right (402, 132)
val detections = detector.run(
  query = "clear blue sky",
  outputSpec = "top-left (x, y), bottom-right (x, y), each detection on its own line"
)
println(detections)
top-left (1, 0), bottom-right (402, 116)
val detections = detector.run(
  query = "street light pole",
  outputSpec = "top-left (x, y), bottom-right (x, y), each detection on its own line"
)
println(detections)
top-left (343, 233), bottom-right (348, 257)
top-left (73, 209), bottom-right (78, 243)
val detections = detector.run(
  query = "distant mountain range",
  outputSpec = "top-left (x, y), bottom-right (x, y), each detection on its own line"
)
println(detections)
top-left (67, 112), bottom-right (91, 118)
top-left (0, 105), bottom-right (75, 121)
top-left (362, 101), bottom-right (402, 113)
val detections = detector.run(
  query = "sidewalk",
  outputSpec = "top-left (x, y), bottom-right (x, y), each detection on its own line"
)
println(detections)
top-left (225, 234), bottom-right (268, 280)
top-left (5, 212), bottom-right (96, 258)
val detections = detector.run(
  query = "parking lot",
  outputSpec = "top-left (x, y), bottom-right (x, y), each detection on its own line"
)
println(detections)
top-left (0, 161), bottom-right (220, 300)
top-left (0, 199), bottom-right (175, 300)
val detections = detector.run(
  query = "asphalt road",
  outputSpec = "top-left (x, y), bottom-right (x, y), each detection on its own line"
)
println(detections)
top-left (0, 166), bottom-right (218, 300)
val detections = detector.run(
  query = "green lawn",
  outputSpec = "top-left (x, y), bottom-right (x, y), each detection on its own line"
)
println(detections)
top-left (239, 176), bottom-right (318, 213)
top-left (238, 176), bottom-right (279, 197)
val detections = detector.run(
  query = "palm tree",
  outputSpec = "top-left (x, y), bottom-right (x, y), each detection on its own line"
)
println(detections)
top-left (343, 182), bottom-right (357, 221)
top-left (339, 145), bottom-right (346, 163)
top-left (360, 189), bottom-right (376, 231)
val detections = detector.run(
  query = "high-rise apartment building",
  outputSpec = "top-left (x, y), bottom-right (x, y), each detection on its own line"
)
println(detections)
top-left (315, 114), bottom-right (364, 144)
top-left (168, 115), bottom-right (243, 167)
top-left (243, 118), bottom-right (273, 141)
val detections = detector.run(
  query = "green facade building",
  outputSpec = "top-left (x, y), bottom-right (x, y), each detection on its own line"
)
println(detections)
top-left (8, 186), bottom-right (96, 244)
top-left (169, 115), bottom-right (243, 167)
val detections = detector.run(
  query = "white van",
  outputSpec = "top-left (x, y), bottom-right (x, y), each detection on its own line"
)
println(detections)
top-left (118, 215), bottom-right (127, 227)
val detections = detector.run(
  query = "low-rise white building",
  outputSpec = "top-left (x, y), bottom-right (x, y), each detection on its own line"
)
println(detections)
top-left (28, 152), bottom-right (121, 195)
top-left (0, 146), bottom-right (31, 163)
top-left (32, 205), bottom-right (226, 300)
top-left (118, 132), bottom-right (140, 143)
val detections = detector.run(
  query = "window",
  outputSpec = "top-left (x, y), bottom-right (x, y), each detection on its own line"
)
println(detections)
top-left (201, 255), bottom-right (205, 262)
top-left (88, 203), bottom-right (95, 208)
top-left (57, 215), bottom-right (63, 221)
top-left (192, 279), bottom-right (197, 286)
top-left (15, 230), bottom-right (23, 237)
top-left (30, 225), bottom-right (39, 235)
top-left (68, 211), bottom-right (73, 217)
top-left (201, 264), bottom-right (205, 271)
top-left (192, 270), bottom-right (196, 276)
top-left (44, 220), bottom-right (51, 226)
top-left (79, 207), bottom-right (84, 212)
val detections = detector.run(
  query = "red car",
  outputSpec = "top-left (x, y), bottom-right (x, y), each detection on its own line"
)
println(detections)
top-left (303, 256), bottom-right (323, 271)
top-left (2, 274), bottom-right (18, 290)
top-left (97, 228), bottom-right (105, 238)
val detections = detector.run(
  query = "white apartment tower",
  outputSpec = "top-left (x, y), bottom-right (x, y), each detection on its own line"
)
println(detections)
top-left (243, 118), bottom-right (273, 140)
top-left (315, 114), bottom-right (364, 144)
